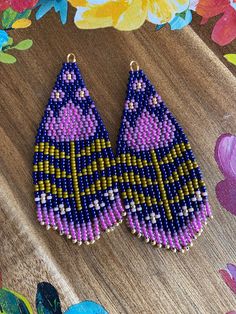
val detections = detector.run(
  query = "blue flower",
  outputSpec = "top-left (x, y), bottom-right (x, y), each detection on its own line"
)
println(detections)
top-left (0, 30), bottom-right (9, 51)
top-left (36, 0), bottom-right (68, 24)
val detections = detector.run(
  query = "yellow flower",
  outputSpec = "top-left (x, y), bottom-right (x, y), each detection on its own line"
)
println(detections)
top-left (69, 0), bottom-right (189, 31)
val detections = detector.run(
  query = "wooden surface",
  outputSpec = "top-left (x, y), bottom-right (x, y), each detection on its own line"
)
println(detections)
top-left (1, 9), bottom-right (236, 314)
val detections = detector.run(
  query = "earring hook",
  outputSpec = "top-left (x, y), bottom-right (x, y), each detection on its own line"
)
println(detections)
top-left (130, 60), bottom-right (140, 71)
top-left (67, 53), bottom-right (76, 63)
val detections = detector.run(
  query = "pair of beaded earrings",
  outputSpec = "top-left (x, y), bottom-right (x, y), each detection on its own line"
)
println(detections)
top-left (33, 53), bottom-right (213, 252)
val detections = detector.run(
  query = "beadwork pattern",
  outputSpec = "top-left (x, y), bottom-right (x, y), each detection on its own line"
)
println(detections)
top-left (116, 67), bottom-right (213, 252)
top-left (33, 59), bottom-right (125, 244)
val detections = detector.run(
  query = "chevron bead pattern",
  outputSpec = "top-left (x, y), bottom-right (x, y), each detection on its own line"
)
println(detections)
top-left (33, 59), bottom-right (125, 244)
top-left (116, 67), bottom-right (213, 252)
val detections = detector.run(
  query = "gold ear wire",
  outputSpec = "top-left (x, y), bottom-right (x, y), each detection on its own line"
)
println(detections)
top-left (67, 53), bottom-right (76, 63)
top-left (130, 60), bottom-right (140, 71)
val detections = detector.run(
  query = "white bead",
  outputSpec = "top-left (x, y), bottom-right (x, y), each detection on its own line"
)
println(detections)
top-left (35, 197), bottom-right (40, 202)
top-left (47, 195), bottom-right (52, 200)
top-left (54, 207), bottom-right (59, 212)
top-left (59, 204), bottom-right (64, 209)
top-left (100, 202), bottom-right (105, 207)
top-left (94, 199), bottom-right (99, 204)
top-left (66, 207), bottom-right (71, 212)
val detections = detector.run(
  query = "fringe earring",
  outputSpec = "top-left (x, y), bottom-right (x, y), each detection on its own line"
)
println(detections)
top-left (33, 54), bottom-right (125, 245)
top-left (116, 61), bottom-right (213, 252)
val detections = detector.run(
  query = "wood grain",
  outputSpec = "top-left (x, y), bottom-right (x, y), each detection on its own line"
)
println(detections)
top-left (0, 9), bottom-right (236, 314)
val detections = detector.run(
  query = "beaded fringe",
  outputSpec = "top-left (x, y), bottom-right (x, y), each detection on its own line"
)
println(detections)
top-left (33, 61), bottom-right (125, 244)
top-left (116, 68), bottom-right (213, 252)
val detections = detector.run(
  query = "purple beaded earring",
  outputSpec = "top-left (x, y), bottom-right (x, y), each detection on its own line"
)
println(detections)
top-left (116, 61), bottom-right (213, 252)
top-left (33, 54), bottom-right (125, 245)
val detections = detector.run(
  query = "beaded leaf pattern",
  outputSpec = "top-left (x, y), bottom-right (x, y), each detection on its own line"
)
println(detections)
top-left (33, 61), bottom-right (125, 245)
top-left (116, 68), bottom-right (213, 252)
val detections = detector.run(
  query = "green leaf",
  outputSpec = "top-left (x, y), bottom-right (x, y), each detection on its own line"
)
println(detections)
top-left (0, 51), bottom-right (16, 64)
top-left (13, 39), bottom-right (33, 50)
top-left (2, 8), bottom-right (31, 29)
top-left (0, 288), bottom-right (33, 313)
top-left (2, 8), bottom-right (18, 29)
top-left (224, 54), bottom-right (236, 66)
top-left (2, 36), bottom-right (14, 48)
top-left (176, 10), bottom-right (187, 20)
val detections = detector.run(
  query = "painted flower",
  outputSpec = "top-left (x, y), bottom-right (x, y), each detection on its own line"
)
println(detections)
top-left (0, 30), bottom-right (9, 51)
top-left (197, 0), bottom-right (236, 46)
top-left (36, 0), bottom-right (68, 24)
top-left (63, 70), bottom-right (76, 83)
top-left (219, 263), bottom-right (236, 314)
top-left (0, 278), bottom-right (108, 314)
top-left (69, 0), bottom-right (190, 31)
top-left (214, 134), bottom-right (236, 216)
top-left (0, 0), bottom-right (38, 12)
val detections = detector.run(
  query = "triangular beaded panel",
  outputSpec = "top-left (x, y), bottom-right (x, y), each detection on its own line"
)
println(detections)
top-left (116, 69), bottom-right (212, 252)
top-left (33, 61), bottom-right (124, 244)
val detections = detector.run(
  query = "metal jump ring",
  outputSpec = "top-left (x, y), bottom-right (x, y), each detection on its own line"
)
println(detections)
top-left (130, 60), bottom-right (140, 71)
top-left (67, 53), bottom-right (76, 63)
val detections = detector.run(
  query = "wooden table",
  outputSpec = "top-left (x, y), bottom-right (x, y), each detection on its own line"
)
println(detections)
top-left (1, 9), bottom-right (236, 314)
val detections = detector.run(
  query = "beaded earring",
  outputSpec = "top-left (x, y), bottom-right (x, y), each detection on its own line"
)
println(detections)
top-left (116, 61), bottom-right (213, 252)
top-left (33, 54), bottom-right (125, 245)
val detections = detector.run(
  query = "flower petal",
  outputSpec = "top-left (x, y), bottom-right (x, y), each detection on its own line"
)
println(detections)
top-left (74, 0), bottom-right (147, 30)
top-left (68, 0), bottom-right (87, 7)
top-left (216, 179), bottom-right (236, 216)
top-left (227, 263), bottom-right (236, 281)
top-left (196, 0), bottom-right (229, 18)
top-left (212, 7), bottom-right (236, 45)
top-left (64, 300), bottom-right (108, 314)
top-left (169, 9), bottom-right (192, 30)
top-left (214, 133), bottom-right (236, 181)
top-left (115, 0), bottom-right (148, 30)
top-left (219, 269), bottom-right (236, 295)
top-left (148, 0), bottom-right (189, 25)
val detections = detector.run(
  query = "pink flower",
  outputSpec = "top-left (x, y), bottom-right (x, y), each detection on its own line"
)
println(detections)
top-left (0, 0), bottom-right (38, 13)
top-left (215, 134), bottom-right (236, 216)
top-left (220, 263), bottom-right (236, 295)
top-left (197, 0), bottom-right (236, 46)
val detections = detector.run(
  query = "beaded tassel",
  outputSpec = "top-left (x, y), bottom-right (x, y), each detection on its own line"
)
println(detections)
top-left (116, 62), bottom-right (213, 252)
top-left (33, 54), bottom-right (125, 244)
